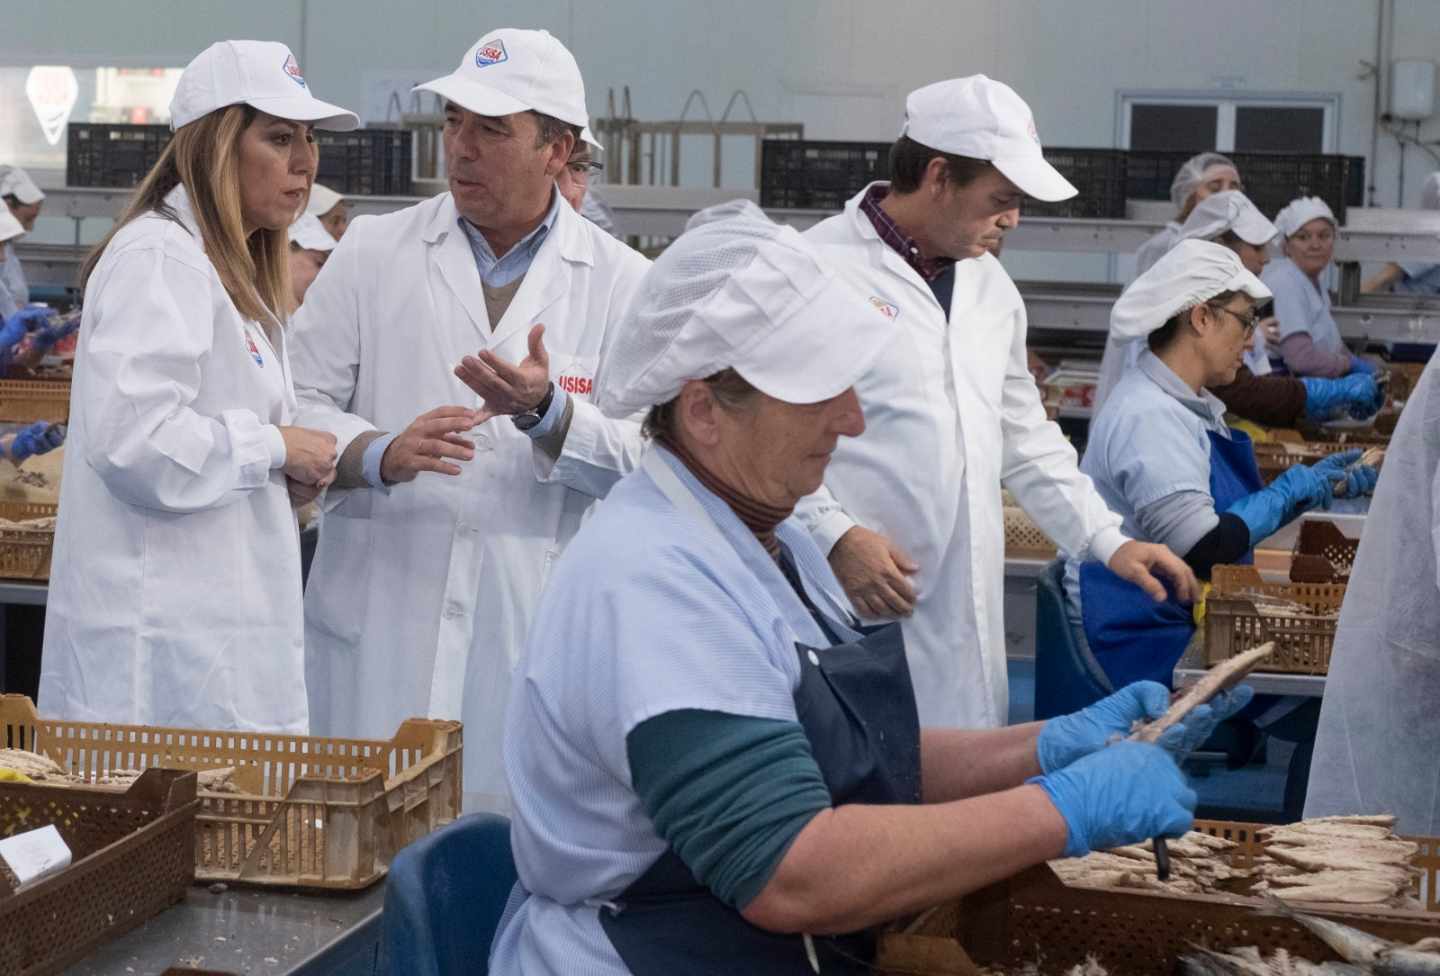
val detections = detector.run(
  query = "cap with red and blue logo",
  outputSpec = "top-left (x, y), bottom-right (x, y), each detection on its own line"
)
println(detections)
top-left (415, 28), bottom-right (588, 128)
top-left (170, 40), bottom-right (358, 132)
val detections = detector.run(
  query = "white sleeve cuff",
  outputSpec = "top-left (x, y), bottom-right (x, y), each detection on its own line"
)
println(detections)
top-left (809, 509), bottom-right (858, 557)
top-left (262, 424), bottom-right (287, 469)
top-left (1087, 525), bottom-right (1130, 566)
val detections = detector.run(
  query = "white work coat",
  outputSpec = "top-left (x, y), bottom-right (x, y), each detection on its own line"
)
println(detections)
top-left (797, 184), bottom-right (1127, 729)
top-left (289, 192), bottom-right (648, 813)
top-left (40, 186), bottom-right (306, 732)
top-left (1305, 349), bottom-right (1440, 834)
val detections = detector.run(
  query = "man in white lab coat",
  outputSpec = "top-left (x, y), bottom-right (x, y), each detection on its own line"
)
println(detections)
top-left (799, 76), bottom-right (1196, 730)
top-left (289, 28), bottom-right (648, 812)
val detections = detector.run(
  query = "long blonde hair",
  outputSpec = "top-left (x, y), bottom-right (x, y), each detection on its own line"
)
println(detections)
top-left (80, 105), bottom-right (300, 327)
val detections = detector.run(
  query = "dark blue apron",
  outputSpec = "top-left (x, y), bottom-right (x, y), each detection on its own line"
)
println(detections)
top-left (1079, 427), bottom-right (1263, 688)
top-left (597, 558), bottom-right (922, 974)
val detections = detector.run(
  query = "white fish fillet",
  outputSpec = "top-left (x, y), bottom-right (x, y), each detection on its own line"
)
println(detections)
top-left (1131, 643), bottom-right (1275, 744)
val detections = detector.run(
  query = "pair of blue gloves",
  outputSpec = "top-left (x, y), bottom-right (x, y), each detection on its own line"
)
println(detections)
top-left (1227, 448), bottom-right (1377, 544)
top-left (1301, 374), bottom-right (1385, 422)
top-left (0, 306), bottom-right (78, 371)
top-left (1033, 681), bottom-right (1255, 857)
top-left (3, 422), bottom-right (65, 463)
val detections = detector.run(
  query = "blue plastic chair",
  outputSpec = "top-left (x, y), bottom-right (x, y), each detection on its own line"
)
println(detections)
top-left (1033, 558), bottom-right (1114, 720)
top-left (382, 813), bottom-right (518, 976)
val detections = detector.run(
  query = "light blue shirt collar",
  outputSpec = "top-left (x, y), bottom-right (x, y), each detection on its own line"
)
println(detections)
top-left (1137, 350), bottom-right (1231, 435)
top-left (459, 189), bottom-right (562, 288)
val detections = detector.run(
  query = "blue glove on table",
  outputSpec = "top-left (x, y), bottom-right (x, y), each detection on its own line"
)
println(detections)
top-left (1311, 448), bottom-right (1375, 498)
top-left (1032, 741), bottom-right (1196, 858)
top-left (0, 307), bottom-right (52, 364)
top-left (1301, 375), bottom-right (1381, 423)
top-left (1226, 464), bottom-right (1333, 544)
top-left (6, 422), bottom-right (65, 463)
top-left (1347, 355), bottom-right (1379, 377)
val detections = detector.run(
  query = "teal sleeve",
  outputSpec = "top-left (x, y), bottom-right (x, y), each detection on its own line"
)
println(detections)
top-left (626, 708), bottom-right (832, 909)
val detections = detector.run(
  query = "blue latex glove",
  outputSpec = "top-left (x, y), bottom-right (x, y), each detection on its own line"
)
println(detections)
top-left (1310, 448), bottom-right (1375, 498)
top-left (6, 422), bottom-right (65, 463)
top-left (1032, 741), bottom-right (1197, 858)
top-left (0, 306), bottom-right (51, 353)
top-left (1301, 375), bottom-right (1381, 423)
top-left (1158, 685), bottom-right (1255, 761)
top-left (1347, 355), bottom-right (1379, 377)
top-left (32, 314), bottom-right (78, 351)
top-left (1226, 464), bottom-right (1334, 543)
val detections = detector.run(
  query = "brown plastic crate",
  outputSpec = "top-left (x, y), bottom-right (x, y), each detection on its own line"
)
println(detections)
top-left (0, 695), bottom-right (462, 889)
top-left (0, 500), bottom-right (57, 581)
top-left (0, 768), bottom-right (198, 976)
top-left (1252, 439), bottom-right (1386, 485)
top-left (1003, 506), bottom-right (1056, 559)
top-left (878, 818), bottom-right (1440, 976)
top-left (1289, 520), bottom-right (1361, 584)
top-left (0, 379), bottom-right (69, 424)
top-left (1204, 565), bottom-right (1346, 674)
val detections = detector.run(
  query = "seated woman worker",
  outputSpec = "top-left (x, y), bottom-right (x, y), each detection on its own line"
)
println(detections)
top-left (486, 205), bottom-right (1242, 976)
top-left (1065, 239), bottom-right (1378, 688)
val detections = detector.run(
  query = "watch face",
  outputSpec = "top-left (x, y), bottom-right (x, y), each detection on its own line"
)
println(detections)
top-left (513, 410), bottom-right (541, 431)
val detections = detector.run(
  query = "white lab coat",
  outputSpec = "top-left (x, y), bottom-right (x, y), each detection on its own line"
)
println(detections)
top-left (797, 184), bottom-right (1127, 729)
top-left (1305, 348), bottom-right (1440, 834)
top-left (40, 186), bottom-right (306, 732)
top-left (289, 192), bottom-right (649, 812)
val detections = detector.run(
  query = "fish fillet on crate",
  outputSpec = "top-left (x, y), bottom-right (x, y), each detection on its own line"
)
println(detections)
top-left (0, 694), bottom-right (462, 890)
top-left (1204, 565), bottom-right (1346, 674)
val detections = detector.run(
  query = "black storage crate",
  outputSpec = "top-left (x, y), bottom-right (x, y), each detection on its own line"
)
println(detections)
top-left (1125, 150), bottom-right (1365, 224)
top-left (315, 128), bottom-right (413, 196)
top-left (760, 140), bottom-right (890, 211)
top-left (66, 123), bottom-right (171, 188)
top-left (1025, 149), bottom-right (1127, 219)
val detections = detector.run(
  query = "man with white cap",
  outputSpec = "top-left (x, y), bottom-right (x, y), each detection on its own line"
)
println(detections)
top-left (289, 27), bottom-right (649, 812)
top-left (1134, 152), bottom-right (1244, 276)
top-left (1065, 240), bottom-right (1376, 690)
top-left (1263, 196), bottom-right (1375, 379)
top-left (286, 212), bottom-right (337, 311)
top-left (305, 182), bottom-right (348, 241)
top-left (491, 203), bottom-right (1207, 975)
top-left (0, 166), bottom-right (44, 314)
top-left (796, 75), bottom-right (1196, 730)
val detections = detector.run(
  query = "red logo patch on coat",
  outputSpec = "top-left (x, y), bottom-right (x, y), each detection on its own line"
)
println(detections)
top-left (556, 368), bottom-right (594, 397)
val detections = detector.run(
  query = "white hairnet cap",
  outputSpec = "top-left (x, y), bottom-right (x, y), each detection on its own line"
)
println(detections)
top-left (305, 183), bottom-right (343, 217)
top-left (1178, 190), bottom-right (1277, 247)
top-left (1170, 151), bottom-right (1239, 210)
top-left (288, 212), bottom-right (337, 252)
top-left (0, 207), bottom-right (22, 244)
top-left (594, 207), bottom-right (894, 418)
top-left (1111, 238), bottom-right (1272, 342)
top-left (0, 166), bottom-right (44, 205)
top-left (1421, 172), bottom-right (1440, 211)
top-left (1274, 196), bottom-right (1336, 237)
top-left (682, 199), bottom-right (767, 234)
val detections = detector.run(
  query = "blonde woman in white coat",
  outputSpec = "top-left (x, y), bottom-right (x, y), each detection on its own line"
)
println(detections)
top-left (39, 41), bottom-right (355, 732)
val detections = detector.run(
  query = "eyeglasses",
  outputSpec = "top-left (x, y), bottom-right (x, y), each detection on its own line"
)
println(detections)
top-left (1208, 303), bottom-right (1257, 339)
top-left (565, 159), bottom-right (604, 181)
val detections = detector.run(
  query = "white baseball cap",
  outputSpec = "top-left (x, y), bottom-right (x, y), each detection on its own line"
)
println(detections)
top-left (0, 208), bottom-right (23, 244)
top-left (1273, 196), bottom-right (1337, 238)
top-left (579, 126), bottom-right (603, 154)
top-left (414, 29), bottom-right (588, 128)
top-left (0, 166), bottom-right (44, 205)
top-left (899, 75), bottom-right (1077, 202)
top-left (595, 202), bottom-right (892, 418)
top-left (1111, 239), bottom-right (1272, 342)
top-left (1178, 190), bottom-right (1277, 247)
top-left (288, 213), bottom-right (337, 252)
top-left (305, 182), bottom-right (344, 217)
top-left (170, 40), bottom-right (359, 132)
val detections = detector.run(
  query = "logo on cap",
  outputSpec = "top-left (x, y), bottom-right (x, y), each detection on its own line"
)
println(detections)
top-left (475, 38), bottom-right (509, 67)
top-left (282, 54), bottom-right (307, 89)
top-left (868, 296), bottom-right (900, 321)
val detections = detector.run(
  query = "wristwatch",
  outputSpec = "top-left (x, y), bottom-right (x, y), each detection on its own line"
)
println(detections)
top-left (512, 383), bottom-right (556, 432)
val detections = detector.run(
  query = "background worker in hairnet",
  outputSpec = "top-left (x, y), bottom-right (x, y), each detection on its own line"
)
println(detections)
top-left (795, 75), bottom-right (1196, 730)
top-left (1066, 240), bottom-right (1377, 691)
top-left (286, 212), bottom-right (337, 312)
top-left (0, 166), bottom-right (44, 314)
top-left (1134, 152), bottom-right (1243, 275)
top-left (290, 28), bottom-right (649, 813)
top-left (1362, 172), bottom-right (1440, 296)
top-left (1264, 196), bottom-right (1377, 379)
top-left (305, 182), bottom-right (349, 241)
top-left (492, 203), bottom-right (1230, 976)
top-left (1305, 345), bottom-right (1440, 834)
top-left (1096, 191), bottom-right (1384, 427)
